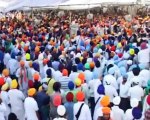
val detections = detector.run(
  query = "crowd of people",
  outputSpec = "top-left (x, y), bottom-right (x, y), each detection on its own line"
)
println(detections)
top-left (0, 11), bottom-right (150, 120)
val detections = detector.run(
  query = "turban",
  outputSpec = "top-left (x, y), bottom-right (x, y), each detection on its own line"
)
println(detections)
top-left (2, 69), bottom-right (9, 77)
top-left (76, 91), bottom-right (85, 101)
top-left (90, 62), bottom-right (95, 68)
top-left (132, 107), bottom-right (142, 119)
top-left (84, 63), bottom-right (90, 69)
top-left (102, 107), bottom-right (111, 114)
top-left (62, 69), bottom-right (68, 76)
top-left (33, 73), bottom-right (40, 81)
top-left (113, 96), bottom-right (121, 105)
top-left (68, 81), bottom-right (74, 90)
top-left (147, 95), bottom-right (150, 105)
top-left (78, 73), bottom-right (85, 84)
top-left (66, 92), bottom-right (74, 102)
top-left (25, 53), bottom-right (30, 60)
top-left (28, 88), bottom-right (36, 97)
top-left (11, 79), bottom-right (18, 89)
top-left (53, 95), bottom-right (62, 107)
top-left (129, 49), bottom-right (135, 55)
top-left (57, 105), bottom-right (66, 116)
top-left (0, 77), bottom-right (5, 86)
top-left (74, 78), bottom-right (82, 87)
top-left (77, 63), bottom-right (84, 71)
top-left (140, 42), bottom-right (147, 49)
top-left (1, 83), bottom-right (9, 91)
top-left (100, 96), bottom-right (110, 107)
top-left (97, 84), bottom-right (105, 95)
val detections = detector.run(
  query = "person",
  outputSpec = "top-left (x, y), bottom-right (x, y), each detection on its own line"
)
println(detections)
top-left (94, 96), bottom-right (110, 120)
top-left (118, 75), bottom-right (130, 111)
top-left (128, 81), bottom-right (144, 109)
top-left (111, 96), bottom-right (124, 120)
top-left (84, 63), bottom-right (93, 84)
top-left (73, 91), bottom-right (92, 120)
top-left (7, 52), bottom-right (19, 77)
top-left (124, 98), bottom-right (139, 120)
top-left (40, 59), bottom-right (49, 79)
top-left (143, 94), bottom-right (150, 115)
top-left (50, 94), bottom-right (62, 119)
top-left (69, 65), bottom-right (79, 82)
top-left (2, 69), bottom-right (12, 87)
top-left (104, 80), bottom-right (118, 105)
top-left (64, 92), bottom-right (74, 120)
top-left (8, 79), bottom-right (25, 120)
top-left (24, 88), bottom-right (39, 120)
top-left (0, 83), bottom-right (10, 119)
top-left (59, 69), bottom-right (71, 91)
top-left (16, 60), bottom-right (29, 95)
top-left (0, 98), bottom-right (6, 120)
top-left (138, 42), bottom-right (150, 69)
top-left (35, 83), bottom-right (50, 120)
top-left (54, 105), bottom-right (67, 120)
top-left (33, 73), bottom-right (42, 91)
top-left (129, 67), bottom-right (143, 87)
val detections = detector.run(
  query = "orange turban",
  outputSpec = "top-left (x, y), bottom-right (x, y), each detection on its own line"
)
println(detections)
top-left (100, 96), bottom-right (110, 107)
top-left (76, 91), bottom-right (85, 101)
top-left (78, 73), bottom-right (85, 84)
top-left (33, 73), bottom-right (40, 81)
top-left (28, 88), bottom-right (36, 97)
top-left (62, 69), bottom-right (68, 76)
top-left (90, 62), bottom-right (95, 69)
top-left (2, 69), bottom-right (9, 77)
top-left (102, 107), bottom-right (111, 114)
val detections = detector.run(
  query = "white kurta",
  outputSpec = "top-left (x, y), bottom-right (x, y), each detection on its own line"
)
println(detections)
top-left (0, 91), bottom-right (10, 119)
top-left (0, 102), bottom-right (6, 120)
top-left (128, 85), bottom-right (144, 101)
top-left (7, 58), bottom-right (19, 75)
top-left (24, 97), bottom-right (39, 120)
top-left (73, 101), bottom-right (92, 120)
top-left (8, 89), bottom-right (25, 120)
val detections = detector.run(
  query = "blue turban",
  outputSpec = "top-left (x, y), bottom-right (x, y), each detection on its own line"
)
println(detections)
top-left (132, 107), bottom-right (142, 119)
top-left (68, 81), bottom-right (74, 90)
top-left (77, 63), bottom-right (84, 71)
top-left (32, 62), bottom-right (39, 72)
top-left (97, 84), bottom-right (105, 95)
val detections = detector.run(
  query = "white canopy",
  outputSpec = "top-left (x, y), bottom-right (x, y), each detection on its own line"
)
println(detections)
top-left (0, 0), bottom-right (144, 12)
top-left (58, 0), bottom-right (137, 10)
top-left (59, 0), bottom-right (100, 10)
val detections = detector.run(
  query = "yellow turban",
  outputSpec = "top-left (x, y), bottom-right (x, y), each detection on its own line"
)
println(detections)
top-left (25, 53), bottom-right (30, 60)
top-left (11, 79), bottom-right (18, 89)
top-left (75, 78), bottom-right (82, 87)
top-left (28, 88), bottom-right (36, 97)
top-left (1, 83), bottom-right (9, 91)
top-left (129, 49), bottom-right (135, 55)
